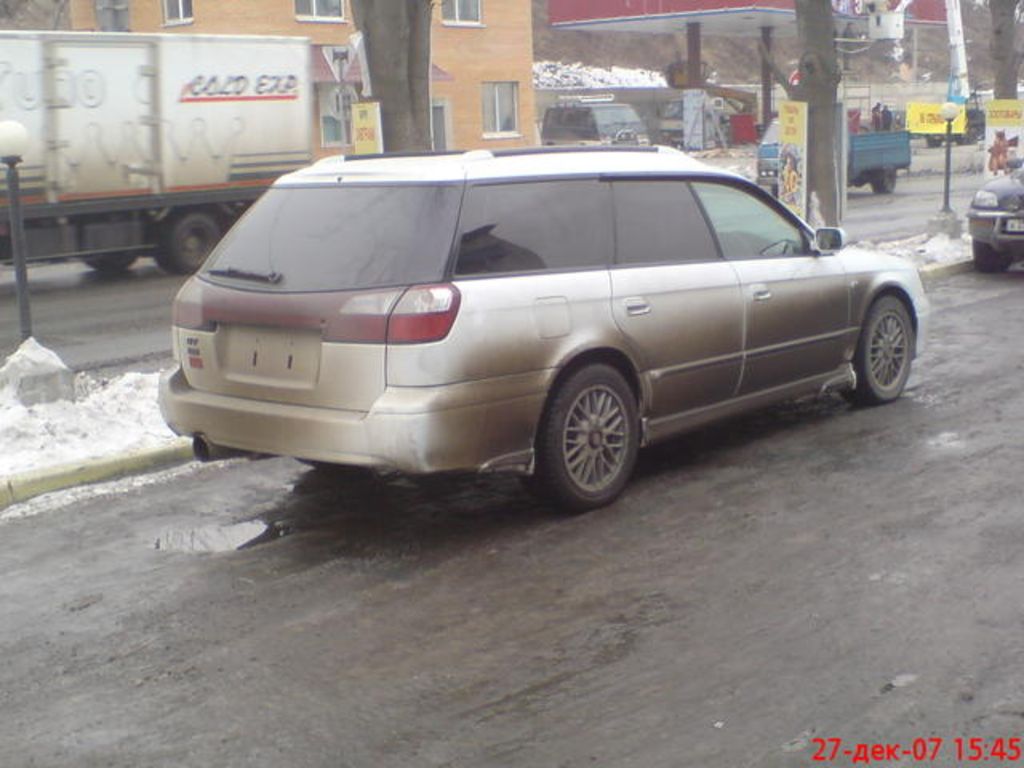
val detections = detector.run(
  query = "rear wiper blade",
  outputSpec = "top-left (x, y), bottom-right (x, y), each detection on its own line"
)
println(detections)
top-left (207, 267), bottom-right (282, 284)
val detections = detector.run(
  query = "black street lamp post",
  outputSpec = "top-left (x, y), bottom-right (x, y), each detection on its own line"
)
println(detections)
top-left (0, 120), bottom-right (32, 342)
top-left (939, 101), bottom-right (960, 215)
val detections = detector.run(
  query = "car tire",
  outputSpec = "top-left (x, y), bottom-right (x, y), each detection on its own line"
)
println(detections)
top-left (83, 253), bottom-right (138, 274)
top-left (157, 211), bottom-right (221, 275)
top-left (532, 364), bottom-right (639, 513)
top-left (848, 296), bottom-right (915, 406)
top-left (870, 168), bottom-right (896, 194)
top-left (972, 239), bottom-right (1011, 273)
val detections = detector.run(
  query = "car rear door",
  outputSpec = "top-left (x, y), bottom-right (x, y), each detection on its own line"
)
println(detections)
top-left (608, 179), bottom-right (744, 420)
top-left (691, 181), bottom-right (850, 395)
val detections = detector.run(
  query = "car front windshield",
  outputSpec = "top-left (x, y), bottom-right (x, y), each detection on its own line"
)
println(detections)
top-left (201, 184), bottom-right (463, 292)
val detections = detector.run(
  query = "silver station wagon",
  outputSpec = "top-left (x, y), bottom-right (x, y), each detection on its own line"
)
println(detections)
top-left (159, 147), bottom-right (929, 511)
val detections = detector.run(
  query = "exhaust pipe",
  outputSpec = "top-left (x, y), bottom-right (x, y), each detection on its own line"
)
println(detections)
top-left (192, 434), bottom-right (248, 462)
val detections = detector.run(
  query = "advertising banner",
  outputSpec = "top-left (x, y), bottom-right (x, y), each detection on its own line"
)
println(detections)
top-left (984, 100), bottom-right (1024, 178)
top-left (682, 89), bottom-right (706, 152)
top-left (906, 102), bottom-right (967, 135)
top-left (353, 101), bottom-right (383, 155)
top-left (778, 100), bottom-right (808, 219)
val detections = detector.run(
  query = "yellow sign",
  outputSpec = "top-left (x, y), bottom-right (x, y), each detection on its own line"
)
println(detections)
top-left (778, 100), bottom-right (808, 219)
top-left (906, 102), bottom-right (967, 134)
top-left (353, 101), bottom-right (383, 154)
top-left (986, 99), bottom-right (1024, 128)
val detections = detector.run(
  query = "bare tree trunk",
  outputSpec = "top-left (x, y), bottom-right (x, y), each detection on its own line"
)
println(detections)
top-left (350, 0), bottom-right (433, 153)
top-left (990, 0), bottom-right (1022, 99)
top-left (791, 0), bottom-right (842, 226)
top-left (52, 0), bottom-right (67, 29)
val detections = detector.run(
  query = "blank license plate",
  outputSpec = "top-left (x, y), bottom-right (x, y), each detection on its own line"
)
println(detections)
top-left (1006, 219), bottom-right (1024, 233)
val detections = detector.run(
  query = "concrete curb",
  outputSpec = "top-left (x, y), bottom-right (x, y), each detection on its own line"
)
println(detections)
top-left (918, 258), bottom-right (975, 285)
top-left (0, 440), bottom-right (194, 512)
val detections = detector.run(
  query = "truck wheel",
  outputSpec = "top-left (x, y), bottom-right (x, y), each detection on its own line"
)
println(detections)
top-left (83, 253), bottom-right (138, 274)
top-left (848, 295), bottom-right (915, 406)
top-left (157, 212), bottom-right (221, 274)
top-left (531, 364), bottom-right (639, 513)
top-left (870, 168), bottom-right (896, 194)
top-left (972, 240), bottom-right (1011, 273)
top-left (925, 136), bottom-right (943, 148)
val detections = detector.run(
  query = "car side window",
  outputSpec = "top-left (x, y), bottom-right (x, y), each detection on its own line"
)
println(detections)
top-left (612, 180), bottom-right (719, 265)
top-left (455, 180), bottom-right (613, 276)
top-left (691, 181), bottom-right (809, 260)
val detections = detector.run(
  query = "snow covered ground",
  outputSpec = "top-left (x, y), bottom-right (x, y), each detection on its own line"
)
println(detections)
top-left (0, 359), bottom-right (177, 477)
top-left (0, 234), bottom-right (971, 505)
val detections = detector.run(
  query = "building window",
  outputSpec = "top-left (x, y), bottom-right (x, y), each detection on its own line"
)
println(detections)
top-left (95, 0), bottom-right (129, 30)
top-left (442, 0), bottom-right (481, 23)
top-left (163, 0), bottom-right (192, 23)
top-left (319, 86), bottom-right (352, 147)
top-left (296, 0), bottom-right (344, 19)
top-left (482, 82), bottom-right (518, 135)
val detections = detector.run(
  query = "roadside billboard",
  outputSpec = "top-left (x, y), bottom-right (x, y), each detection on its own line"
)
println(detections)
top-left (906, 103), bottom-right (967, 135)
top-left (353, 101), bottom-right (383, 155)
top-left (778, 100), bottom-right (808, 219)
top-left (984, 100), bottom-right (1024, 178)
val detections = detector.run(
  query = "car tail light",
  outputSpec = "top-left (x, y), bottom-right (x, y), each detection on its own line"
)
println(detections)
top-left (387, 284), bottom-right (461, 344)
top-left (172, 281), bottom-right (215, 332)
top-left (322, 290), bottom-right (401, 343)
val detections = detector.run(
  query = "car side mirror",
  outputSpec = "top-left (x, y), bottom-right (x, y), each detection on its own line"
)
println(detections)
top-left (815, 227), bottom-right (845, 253)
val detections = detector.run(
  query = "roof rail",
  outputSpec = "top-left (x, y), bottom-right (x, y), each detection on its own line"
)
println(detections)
top-left (340, 149), bottom-right (465, 162)
top-left (488, 145), bottom-right (663, 158)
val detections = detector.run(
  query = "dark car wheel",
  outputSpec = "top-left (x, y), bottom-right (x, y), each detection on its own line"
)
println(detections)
top-left (972, 239), bottom-right (1011, 273)
top-left (870, 168), bottom-right (896, 194)
top-left (157, 211), bottom-right (222, 275)
top-left (532, 364), bottom-right (639, 512)
top-left (849, 296), bottom-right (915, 406)
top-left (83, 253), bottom-right (138, 274)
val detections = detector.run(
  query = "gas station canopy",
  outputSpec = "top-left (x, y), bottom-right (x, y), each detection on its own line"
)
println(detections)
top-left (548, 0), bottom-right (947, 38)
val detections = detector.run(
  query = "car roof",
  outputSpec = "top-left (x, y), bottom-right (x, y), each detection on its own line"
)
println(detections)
top-left (276, 147), bottom-right (739, 186)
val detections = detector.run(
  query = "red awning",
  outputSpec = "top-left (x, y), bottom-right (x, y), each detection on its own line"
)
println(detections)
top-left (342, 56), bottom-right (454, 85)
top-left (312, 46), bottom-right (340, 83)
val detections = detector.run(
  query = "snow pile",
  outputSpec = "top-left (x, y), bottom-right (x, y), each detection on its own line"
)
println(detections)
top-left (857, 233), bottom-right (970, 267)
top-left (0, 338), bottom-right (69, 391)
top-left (534, 60), bottom-right (667, 89)
top-left (0, 337), bottom-right (75, 406)
top-left (0, 368), bottom-right (178, 477)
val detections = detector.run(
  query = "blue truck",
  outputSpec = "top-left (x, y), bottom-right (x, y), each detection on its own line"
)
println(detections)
top-left (757, 122), bottom-right (912, 196)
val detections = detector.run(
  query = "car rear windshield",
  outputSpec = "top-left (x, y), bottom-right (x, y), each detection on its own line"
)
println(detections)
top-left (542, 107), bottom-right (599, 141)
top-left (591, 106), bottom-right (644, 138)
top-left (201, 184), bottom-right (463, 292)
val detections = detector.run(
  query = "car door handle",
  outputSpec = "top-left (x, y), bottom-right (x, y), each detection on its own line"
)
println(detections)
top-left (752, 289), bottom-right (773, 302)
top-left (624, 298), bottom-right (651, 316)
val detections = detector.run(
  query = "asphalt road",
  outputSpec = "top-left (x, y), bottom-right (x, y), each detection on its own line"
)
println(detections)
top-left (2, 269), bottom-right (1023, 767)
top-left (842, 170), bottom-right (980, 243)
top-left (0, 166), bottom-right (985, 372)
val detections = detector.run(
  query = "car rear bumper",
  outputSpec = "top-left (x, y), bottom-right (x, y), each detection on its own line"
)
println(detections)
top-left (159, 367), bottom-right (549, 474)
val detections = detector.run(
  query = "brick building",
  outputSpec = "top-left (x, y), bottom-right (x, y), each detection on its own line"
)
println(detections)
top-left (67, 0), bottom-right (537, 155)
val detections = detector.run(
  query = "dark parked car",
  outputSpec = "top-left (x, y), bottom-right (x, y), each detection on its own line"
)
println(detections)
top-left (967, 169), bottom-right (1024, 272)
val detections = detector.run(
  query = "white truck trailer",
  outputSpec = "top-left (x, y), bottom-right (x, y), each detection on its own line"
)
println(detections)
top-left (0, 31), bottom-right (312, 274)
